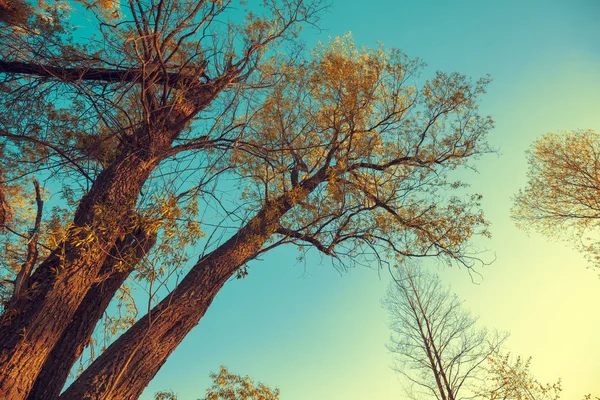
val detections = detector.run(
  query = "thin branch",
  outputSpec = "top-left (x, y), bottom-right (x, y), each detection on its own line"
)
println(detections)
top-left (11, 178), bottom-right (43, 302)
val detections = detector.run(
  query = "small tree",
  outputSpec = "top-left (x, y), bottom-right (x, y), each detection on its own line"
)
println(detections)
top-left (478, 351), bottom-right (561, 400)
top-left (154, 390), bottom-right (178, 400)
top-left (204, 366), bottom-right (279, 400)
top-left (385, 264), bottom-right (506, 400)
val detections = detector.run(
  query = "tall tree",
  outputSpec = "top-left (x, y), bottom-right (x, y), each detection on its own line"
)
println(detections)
top-left (0, 1), bottom-right (493, 398)
top-left (385, 265), bottom-right (506, 400)
top-left (512, 129), bottom-right (600, 265)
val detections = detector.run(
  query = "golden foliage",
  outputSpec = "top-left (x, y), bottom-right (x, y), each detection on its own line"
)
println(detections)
top-left (514, 129), bottom-right (600, 232)
top-left (205, 366), bottom-right (279, 400)
top-left (513, 129), bottom-right (600, 264)
top-left (152, 367), bottom-right (278, 400)
top-left (0, 1), bottom-right (493, 392)
top-left (479, 351), bottom-right (561, 400)
top-left (0, 180), bottom-right (50, 295)
top-left (0, 0), bottom-right (32, 26)
top-left (232, 35), bottom-right (492, 267)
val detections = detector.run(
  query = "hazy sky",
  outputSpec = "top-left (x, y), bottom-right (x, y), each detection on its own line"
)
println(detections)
top-left (141, 0), bottom-right (600, 398)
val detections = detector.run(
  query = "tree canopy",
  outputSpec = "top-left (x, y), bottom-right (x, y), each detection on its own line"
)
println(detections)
top-left (513, 129), bottom-right (600, 265)
top-left (478, 352), bottom-right (562, 400)
top-left (154, 366), bottom-right (279, 400)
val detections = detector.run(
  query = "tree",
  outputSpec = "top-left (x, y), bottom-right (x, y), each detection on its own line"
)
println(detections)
top-left (154, 366), bottom-right (279, 400)
top-left (204, 366), bottom-right (279, 400)
top-left (512, 129), bottom-right (600, 264)
top-left (1, 1), bottom-right (322, 397)
top-left (0, 1), bottom-right (493, 397)
top-left (385, 264), bottom-right (506, 400)
top-left (154, 391), bottom-right (178, 400)
top-left (477, 351), bottom-right (561, 400)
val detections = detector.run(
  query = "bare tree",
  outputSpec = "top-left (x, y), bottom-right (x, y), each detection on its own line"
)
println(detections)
top-left (385, 264), bottom-right (506, 400)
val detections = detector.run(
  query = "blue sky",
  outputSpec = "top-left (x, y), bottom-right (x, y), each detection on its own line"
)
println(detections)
top-left (141, 1), bottom-right (600, 398)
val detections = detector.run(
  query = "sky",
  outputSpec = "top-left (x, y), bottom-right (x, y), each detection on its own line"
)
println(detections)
top-left (142, 0), bottom-right (600, 398)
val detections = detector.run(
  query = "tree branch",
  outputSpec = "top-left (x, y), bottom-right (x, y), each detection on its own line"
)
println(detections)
top-left (11, 178), bottom-right (43, 302)
top-left (0, 168), bottom-right (10, 228)
top-left (0, 60), bottom-right (201, 88)
top-left (0, 129), bottom-right (93, 182)
top-left (275, 226), bottom-right (333, 255)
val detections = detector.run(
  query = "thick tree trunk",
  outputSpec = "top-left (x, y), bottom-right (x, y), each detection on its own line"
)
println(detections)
top-left (61, 171), bottom-right (329, 400)
top-left (28, 228), bottom-right (157, 400)
top-left (61, 233), bottom-right (262, 400)
top-left (0, 153), bottom-right (156, 399)
top-left (0, 72), bottom-right (232, 399)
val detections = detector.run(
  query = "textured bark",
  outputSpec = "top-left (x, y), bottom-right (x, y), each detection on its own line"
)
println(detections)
top-left (61, 232), bottom-right (263, 400)
top-left (0, 70), bottom-right (234, 399)
top-left (28, 228), bottom-right (157, 400)
top-left (61, 169), bottom-right (330, 400)
top-left (0, 152), bottom-right (156, 399)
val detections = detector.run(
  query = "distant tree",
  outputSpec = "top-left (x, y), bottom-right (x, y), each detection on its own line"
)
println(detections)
top-left (512, 129), bottom-right (600, 265)
top-left (204, 366), bottom-right (279, 400)
top-left (385, 264), bottom-right (506, 400)
top-left (154, 367), bottom-right (279, 400)
top-left (511, 129), bottom-right (600, 399)
top-left (154, 390), bottom-right (178, 400)
top-left (477, 351), bottom-right (561, 400)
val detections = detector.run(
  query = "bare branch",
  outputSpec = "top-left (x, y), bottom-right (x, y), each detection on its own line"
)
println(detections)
top-left (11, 178), bottom-right (42, 302)
top-left (0, 60), bottom-right (201, 89)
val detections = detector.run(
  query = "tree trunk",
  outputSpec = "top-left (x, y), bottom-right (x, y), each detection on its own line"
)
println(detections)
top-left (61, 171), bottom-right (329, 400)
top-left (412, 309), bottom-right (448, 400)
top-left (0, 73), bottom-right (232, 399)
top-left (0, 153), bottom-right (156, 399)
top-left (28, 228), bottom-right (157, 400)
top-left (418, 295), bottom-right (456, 400)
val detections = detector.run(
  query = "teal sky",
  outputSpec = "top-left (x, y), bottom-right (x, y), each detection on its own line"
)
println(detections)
top-left (141, 1), bottom-right (600, 398)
